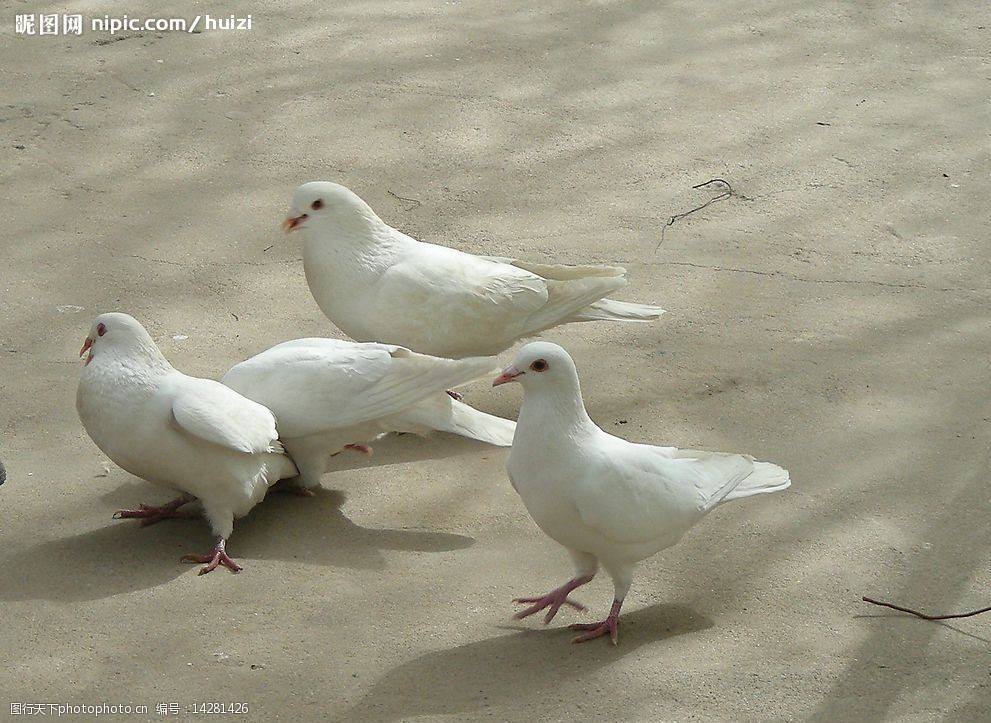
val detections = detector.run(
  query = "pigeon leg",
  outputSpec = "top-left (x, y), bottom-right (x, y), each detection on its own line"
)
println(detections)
top-left (270, 480), bottom-right (317, 497)
top-left (513, 574), bottom-right (595, 624)
top-left (570, 599), bottom-right (623, 645)
top-left (180, 537), bottom-right (241, 575)
top-left (329, 443), bottom-right (374, 458)
top-left (113, 494), bottom-right (196, 526)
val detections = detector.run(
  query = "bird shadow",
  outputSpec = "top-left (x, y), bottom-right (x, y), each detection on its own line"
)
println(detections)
top-left (2, 486), bottom-right (473, 603)
top-left (320, 431), bottom-right (509, 473)
top-left (852, 613), bottom-right (991, 644)
top-left (0, 513), bottom-right (194, 602)
top-left (235, 487), bottom-right (475, 567)
top-left (337, 603), bottom-right (711, 723)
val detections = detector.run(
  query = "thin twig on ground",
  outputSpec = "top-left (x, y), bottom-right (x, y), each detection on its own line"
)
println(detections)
top-left (656, 178), bottom-right (735, 250)
top-left (388, 190), bottom-right (422, 211)
top-left (862, 596), bottom-right (991, 621)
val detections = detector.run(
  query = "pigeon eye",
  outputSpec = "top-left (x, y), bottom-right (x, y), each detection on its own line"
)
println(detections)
top-left (97, 323), bottom-right (107, 337)
top-left (530, 359), bottom-right (548, 372)
top-left (311, 199), bottom-right (324, 211)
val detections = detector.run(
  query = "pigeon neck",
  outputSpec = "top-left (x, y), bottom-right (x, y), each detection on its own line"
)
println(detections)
top-left (324, 202), bottom-right (393, 246)
top-left (341, 204), bottom-right (386, 235)
top-left (523, 376), bottom-right (595, 436)
top-left (95, 339), bottom-right (172, 375)
top-left (305, 216), bottom-right (401, 270)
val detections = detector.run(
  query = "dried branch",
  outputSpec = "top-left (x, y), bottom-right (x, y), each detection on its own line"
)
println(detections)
top-left (656, 178), bottom-right (735, 250)
top-left (388, 189), bottom-right (422, 211)
top-left (862, 596), bottom-right (991, 621)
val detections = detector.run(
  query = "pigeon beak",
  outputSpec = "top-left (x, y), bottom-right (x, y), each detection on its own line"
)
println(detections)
top-left (283, 213), bottom-right (308, 233)
top-left (79, 337), bottom-right (94, 365)
top-left (493, 365), bottom-right (523, 387)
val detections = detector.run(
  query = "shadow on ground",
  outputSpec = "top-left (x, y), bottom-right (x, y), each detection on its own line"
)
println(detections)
top-left (339, 603), bottom-right (711, 722)
top-left (0, 487), bottom-right (473, 602)
top-left (320, 431), bottom-right (509, 473)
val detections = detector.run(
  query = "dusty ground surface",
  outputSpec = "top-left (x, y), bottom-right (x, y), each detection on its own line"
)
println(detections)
top-left (2, 1), bottom-right (989, 721)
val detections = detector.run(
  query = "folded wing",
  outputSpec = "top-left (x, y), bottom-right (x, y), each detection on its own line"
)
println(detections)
top-left (383, 247), bottom-right (630, 344)
top-left (167, 375), bottom-right (283, 454)
top-left (222, 338), bottom-right (498, 438)
top-left (573, 441), bottom-right (775, 546)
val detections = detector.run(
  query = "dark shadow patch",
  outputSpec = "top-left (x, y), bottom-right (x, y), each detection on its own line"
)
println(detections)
top-left (339, 603), bottom-right (711, 722)
top-left (1, 488), bottom-right (473, 602)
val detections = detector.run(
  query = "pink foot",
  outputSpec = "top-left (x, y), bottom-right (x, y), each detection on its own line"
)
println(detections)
top-left (180, 537), bottom-right (241, 575)
top-left (113, 495), bottom-right (195, 526)
top-left (344, 443), bottom-right (373, 455)
top-left (570, 600), bottom-right (623, 645)
top-left (513, 575), bottom-right (594, 624)
top-left (446, 389), bottom-right (463, 401)
top-left (271, 480), bottom-right (316, 497)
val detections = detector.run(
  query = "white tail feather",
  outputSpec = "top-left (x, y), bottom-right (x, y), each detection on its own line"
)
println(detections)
top-left (390, 396), bottom-right (516, 446)
top-left (506, 259), bottom-right (627, 280)
top-left (571, 298), bottom-right (666, 323)
top-left (722, 461), bottom-right (791, 502)
top-left (522, 276), bottom-right (629, 334)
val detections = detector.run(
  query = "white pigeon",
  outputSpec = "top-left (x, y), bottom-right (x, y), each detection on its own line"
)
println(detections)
top-left (283, 181), bottom-right (665, 358)
top-left (493, 342), bottom-right (790, 644)
top-left (222, 337), bottom-right (516, 491)
top-left (76, 313), bottom-right (298, 574)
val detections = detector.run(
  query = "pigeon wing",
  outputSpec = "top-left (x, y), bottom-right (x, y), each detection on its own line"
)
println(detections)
top-left (477, 256), bottom-right (628, 280)
top-left (573, 442), bottom-right (755, 545)
top-left (462, 255), bottom-right (632, 335)
top-left (373, 248), bottom-right (549, 347)
top-left (167, 375), bottom-right (282, 454)
top-left (223, 338), bottom-right (498, 438)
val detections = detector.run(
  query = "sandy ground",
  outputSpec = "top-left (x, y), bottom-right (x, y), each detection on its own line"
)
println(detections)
top-left (2, 1), bottom-right (989, 721)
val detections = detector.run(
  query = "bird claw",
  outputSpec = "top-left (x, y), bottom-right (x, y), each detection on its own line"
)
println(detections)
top-left (112, 497), bottom-right (195, 526)
top-left (270, 481), bottom-right (316, 497)
top-left (180, 538), bottom-right (241, 575)
top-left (569, 617), bottom-right (620, 645)
top-left (512, 575), bottom-right (594, 625)
top-left (513, 592), bottom-right (587, 624)
top-left (330, 443), bottom-right (373, 459)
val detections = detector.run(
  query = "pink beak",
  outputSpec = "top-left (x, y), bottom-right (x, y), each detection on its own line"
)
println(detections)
top-left (79, 337), bottom-right (94, 365)
top-left (492, 365), bottom-right (523, 387)
top-left (282, 213), bottom-right (308, 232)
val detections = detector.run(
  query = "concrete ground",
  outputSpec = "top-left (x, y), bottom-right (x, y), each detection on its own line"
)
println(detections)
top-left (2, 1), bottom-right (989, 721)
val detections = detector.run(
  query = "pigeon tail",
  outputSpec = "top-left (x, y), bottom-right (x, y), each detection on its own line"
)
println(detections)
top-left (391, 396), bottom-right (516, 446)
top-left (570, 298), bottom-right (666, 323)
top-left (441, 399), bottom-right (517, 446)
top-left (499, 259), bottom-right (627, 280)
top-left (722, 461), bottom-right (791, 502)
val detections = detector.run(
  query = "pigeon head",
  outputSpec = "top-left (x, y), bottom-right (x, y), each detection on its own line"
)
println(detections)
top-left (79, 312), bottom-right (165, 368)
top-left (283, 181), bottom-right (382, 236)
top-left (493, 341), bottom-right (579, 390)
